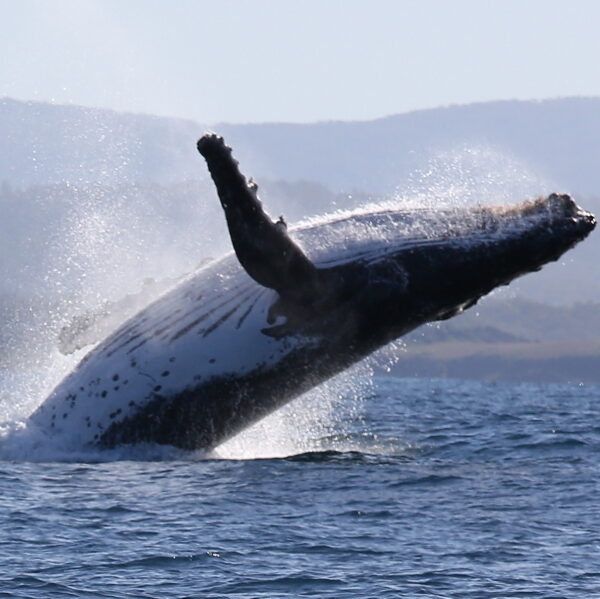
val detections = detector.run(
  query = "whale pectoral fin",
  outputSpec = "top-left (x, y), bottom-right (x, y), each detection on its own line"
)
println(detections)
top-left (197, 133), bottom-right (322, 302)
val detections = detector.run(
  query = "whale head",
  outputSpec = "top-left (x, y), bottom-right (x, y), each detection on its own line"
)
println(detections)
top-left (315, 193), bottom-right (596, 350)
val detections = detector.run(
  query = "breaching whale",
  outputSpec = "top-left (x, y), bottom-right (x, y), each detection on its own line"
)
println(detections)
top-left (29, 134), bottom-right (596, 450)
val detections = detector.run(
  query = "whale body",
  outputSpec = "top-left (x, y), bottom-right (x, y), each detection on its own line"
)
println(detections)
top-left (29, 135), bottom-right (596, 450)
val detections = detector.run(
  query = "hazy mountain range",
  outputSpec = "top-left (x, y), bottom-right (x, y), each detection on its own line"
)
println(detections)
top-left (2, 96), bottom-right (600, 196)
top-left (385, 297), bottom-right (600, 384)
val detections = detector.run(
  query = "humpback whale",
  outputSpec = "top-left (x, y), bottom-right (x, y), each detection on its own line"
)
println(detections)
top-left (29, 134), bottom-right (596, 450)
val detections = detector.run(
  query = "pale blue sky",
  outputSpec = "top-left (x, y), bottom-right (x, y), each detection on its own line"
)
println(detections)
top-left (2, 0), bottom-right (600, 124)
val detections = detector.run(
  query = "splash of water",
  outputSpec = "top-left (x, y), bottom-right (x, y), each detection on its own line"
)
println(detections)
top-left (403, 143), bottom-right (558, 207)
top-left (213, 362), bottom-right (373, 460)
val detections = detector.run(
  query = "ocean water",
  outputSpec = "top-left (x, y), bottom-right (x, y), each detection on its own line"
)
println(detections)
top-left (1, 375), bottom-right (599, 598)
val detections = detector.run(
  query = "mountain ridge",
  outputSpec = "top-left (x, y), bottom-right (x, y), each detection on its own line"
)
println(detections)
top-left (2, 96), bottom-right (600, 195)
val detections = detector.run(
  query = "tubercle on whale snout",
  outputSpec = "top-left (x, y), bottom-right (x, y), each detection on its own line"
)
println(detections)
top-left (574, 207), bottom-right (597, 231)
top-left (480, 193), bottom-right (596, 241)
top-left (545, 195), bottom-right (596, 239)
top-left (481, 193), bottom-right (579, 219)
top-left (541, 194), bottom-right (596, 231)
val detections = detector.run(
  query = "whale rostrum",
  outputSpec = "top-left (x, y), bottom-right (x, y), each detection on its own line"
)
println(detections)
top-left (29, 134), bottom-right (596, 450)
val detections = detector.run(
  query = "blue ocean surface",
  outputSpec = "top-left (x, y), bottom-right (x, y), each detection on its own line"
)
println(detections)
top-left (1, 375), bottom-right (599, 598)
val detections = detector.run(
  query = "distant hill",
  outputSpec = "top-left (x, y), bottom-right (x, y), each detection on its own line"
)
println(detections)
top-left (2, 96), bottom-right (600, 196)
top-left (406, 297), bottom-right (600, 345)
top-left (0, 98), bottom-right (202, 188)
top-left (381, 340), bottom-right (600, 384)
top-left (218, 98), bottom-right (600, 197)
top-left (376, 298), bottom-right (600, 384)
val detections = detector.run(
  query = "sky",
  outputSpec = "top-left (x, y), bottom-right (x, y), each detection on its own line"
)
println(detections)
top-left (2, 0), bottom-right (600, 124)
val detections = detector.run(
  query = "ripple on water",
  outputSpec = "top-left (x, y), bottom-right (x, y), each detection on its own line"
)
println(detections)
top-left (0, 378), bottom-right (599, 598)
